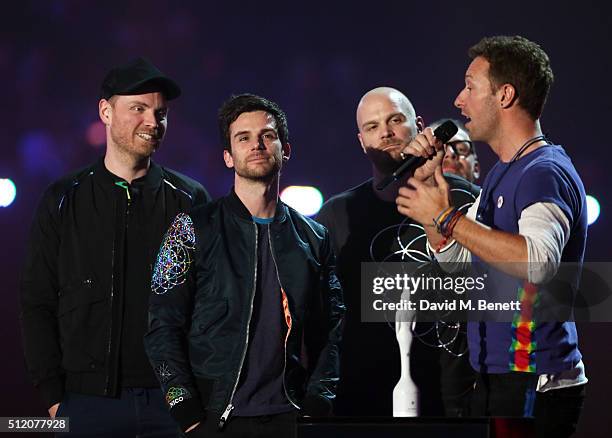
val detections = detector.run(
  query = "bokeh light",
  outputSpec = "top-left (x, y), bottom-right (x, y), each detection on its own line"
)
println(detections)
top-left (86, 121), bottom-right (106, 147)
top-left (586, 195), bottom-right (600, 226)
top-left (280, 185), bottom-right (323, 217)
top-left (0, 178), bottom-right (17, 207)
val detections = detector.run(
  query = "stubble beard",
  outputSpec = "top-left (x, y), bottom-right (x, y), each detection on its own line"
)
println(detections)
top-left (110, 127), bottom-right (160, 161)
top-left (469, 98), bottom-right (499, 144)
top-left (235, 152), bottom-right (283, 183)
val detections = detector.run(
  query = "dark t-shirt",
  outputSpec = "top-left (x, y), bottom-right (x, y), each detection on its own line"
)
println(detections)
top-left (121, 182), bottom-right (161, 388)
top-left (232, 218), bottom-right (294, 416)
top-left (119, 172), bottom-right (183, 388)
top-left (317, 175), bottom-right (479, 416)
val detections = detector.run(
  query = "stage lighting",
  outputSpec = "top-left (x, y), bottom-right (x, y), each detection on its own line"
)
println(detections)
top-left (586, 195), bottom-right (600, 226)
top-left (280, 186), bottom-right (323, 217)
top-left (0, 178), bottom-right (17, 207)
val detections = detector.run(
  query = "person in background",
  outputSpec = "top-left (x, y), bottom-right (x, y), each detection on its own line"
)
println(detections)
top-left (317, 87), bottom-right (479, 417)
top-left (430, 118), bottom-right (480, 183)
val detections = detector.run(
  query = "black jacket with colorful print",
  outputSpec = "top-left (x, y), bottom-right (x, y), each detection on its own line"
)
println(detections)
top-left (144, 189), bottom-right (345, 431)
top-left (20, 158), bottom-right (209, 409)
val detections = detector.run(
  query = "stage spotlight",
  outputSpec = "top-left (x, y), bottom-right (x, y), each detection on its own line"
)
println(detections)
top-left (0, 178), bottom-right (17, 207)
top-left (280, 186), bottom-right (323, 217)
top-left (586, 195), bottom-right (600, 226)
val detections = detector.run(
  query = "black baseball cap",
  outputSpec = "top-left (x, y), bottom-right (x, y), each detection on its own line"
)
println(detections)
top-left (100, 57), bottom-right (181, 100)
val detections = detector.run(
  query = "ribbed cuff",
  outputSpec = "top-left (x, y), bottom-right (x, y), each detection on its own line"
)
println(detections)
top-left (170, 397), bottom-right (205, 432)
top-left (38, 378), bottom-right (64, 409)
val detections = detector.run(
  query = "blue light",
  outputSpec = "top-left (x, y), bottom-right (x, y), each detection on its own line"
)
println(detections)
top-left (19, 131), bottom-right (66, 178)
top-left (280, 186), bottom-right (324, 217)
top-left (586, 195), bottom-right (600, 226)
top-left (0, 178), bottom-right (17, 207)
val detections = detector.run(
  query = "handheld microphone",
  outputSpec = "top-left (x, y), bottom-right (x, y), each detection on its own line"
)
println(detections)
top-left (376, 120), bottom-right (458, 191)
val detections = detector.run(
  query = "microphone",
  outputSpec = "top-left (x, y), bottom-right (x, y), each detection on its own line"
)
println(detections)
top-left (376, 120), bottom-right (458, 190)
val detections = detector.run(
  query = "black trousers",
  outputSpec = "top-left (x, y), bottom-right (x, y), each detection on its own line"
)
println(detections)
top-left (470, 372), bottom-right (586, 438)
top-left (186, 411), bottom-right (297, 438)
top-left (56, 388), bottom-right (181, 437)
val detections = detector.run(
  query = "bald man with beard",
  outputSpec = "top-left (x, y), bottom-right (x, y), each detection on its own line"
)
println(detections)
top-left (317, 87), bottom-right (479, 417)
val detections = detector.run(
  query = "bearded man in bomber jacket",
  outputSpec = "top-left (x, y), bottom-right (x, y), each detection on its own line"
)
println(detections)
top-left (20, 58), bottom-right (210, 436)
top-left (144, 94), bottom-right (345, 437)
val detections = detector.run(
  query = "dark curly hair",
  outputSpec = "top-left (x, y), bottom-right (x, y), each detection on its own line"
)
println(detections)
top-left (469, 35), bottom-right (554, 120)
top-left (218, 93), bottom-right (289, 151)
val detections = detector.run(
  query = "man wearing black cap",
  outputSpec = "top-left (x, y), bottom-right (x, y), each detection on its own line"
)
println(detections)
top-left (20, 57), bottom-right (210, 436)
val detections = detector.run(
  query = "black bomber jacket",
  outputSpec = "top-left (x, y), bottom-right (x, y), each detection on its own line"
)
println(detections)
top-left (20, 159), bottom-right (209, 408)
top-left (144, 190), bottom-right (346, 431)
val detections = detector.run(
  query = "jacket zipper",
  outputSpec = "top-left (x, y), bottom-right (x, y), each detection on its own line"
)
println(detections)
top-left (105, 182), bottom-right (131, 395)
top-left (267, 224), bottom-right (300, 410)
top-left (104, 233), bottom-right (115, 395)
top-left (219, 222), bottom-right (259, 428)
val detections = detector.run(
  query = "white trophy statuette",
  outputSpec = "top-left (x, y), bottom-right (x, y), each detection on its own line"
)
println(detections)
top-left (393, 288), bottom-right (419, 417)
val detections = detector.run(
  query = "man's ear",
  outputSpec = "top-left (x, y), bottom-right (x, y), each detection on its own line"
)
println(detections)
top-left (415, 115), bottom-right (425, 133)
top-left (499, 83), bottom-right (518, 109)
top-left (99, 99), bottom-right (112, 125)
top-left (357, 132), bottom-right (367, 154)
top-left (223, 149), bottom-right (234, 169)
top-left (473, 160), bottom-right (480, 180)
top-left (282, 142), bottom-right (291, 161)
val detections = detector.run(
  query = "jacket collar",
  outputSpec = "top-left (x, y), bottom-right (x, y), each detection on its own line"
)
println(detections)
top-left (93, 157), bottom-right (163, 190)
top-left (226, 187), bottom-right (288, 223)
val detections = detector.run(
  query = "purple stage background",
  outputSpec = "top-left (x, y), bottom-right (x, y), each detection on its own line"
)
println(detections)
top-left (2, 2), bottom-right (611, 436)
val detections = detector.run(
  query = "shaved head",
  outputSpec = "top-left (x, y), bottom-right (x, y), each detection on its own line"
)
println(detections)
top-left (356, 87), bottom-right (416, 128)
top-left (355, 87), bottom-right (422, 174)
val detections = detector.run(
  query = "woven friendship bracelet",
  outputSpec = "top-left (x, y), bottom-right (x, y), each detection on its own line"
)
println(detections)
top-left (433, 206), bottom-right (455, 231)
top-left (440, 209), bottom-right (464, 238)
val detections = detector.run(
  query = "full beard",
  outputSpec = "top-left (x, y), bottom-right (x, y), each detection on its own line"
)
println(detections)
top-left (366, 147), bottom-right (403, 175)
